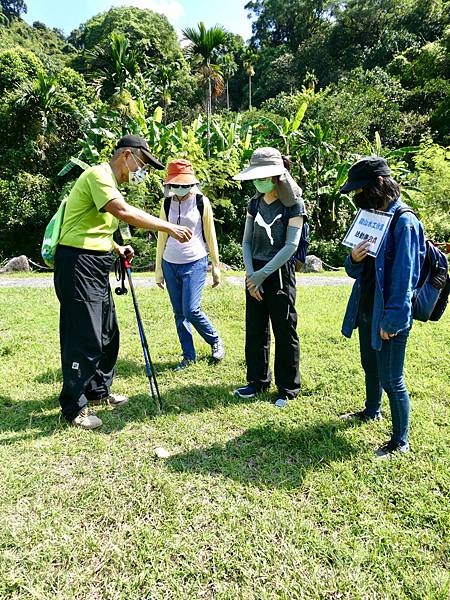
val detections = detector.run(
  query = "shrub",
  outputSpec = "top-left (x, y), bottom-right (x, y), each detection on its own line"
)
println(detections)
top-left (0, 172), bottom-right (58, 261)
top-left (411, 142), bottom-right (450, 241)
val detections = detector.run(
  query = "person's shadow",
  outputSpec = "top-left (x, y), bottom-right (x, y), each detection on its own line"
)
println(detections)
top-left (166, 420), bottom-right (357, 489)
top-left (0, 393), bottom-right (63, 445)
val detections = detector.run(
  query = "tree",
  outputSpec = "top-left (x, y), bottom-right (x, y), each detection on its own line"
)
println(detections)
top-left (245, 0), bottom-right (333, 51)
top-left (182, 22), bottom-right (228, 158)
top-left (218, 53), bottom-right (238, 109)
top-left (14, 72), bottom-right (76, 137)
top-left (243, 47), bottom-right (258, 109)
top-left (0, 0), bottom-right (26, 19)
top-left (154, 63), bottom-right (178, 123)
top-left (69, 7), bottom-right (184, 80)
top-left (87, 32), bottom-right (141, 100)
top-left (0, 8), bottom-right (8, 25)
top-left (0, 46), bottom-right (43, 95)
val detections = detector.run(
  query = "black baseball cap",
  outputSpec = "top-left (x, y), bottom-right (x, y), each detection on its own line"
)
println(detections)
top-left (116, 134), bottom-right (164, 170)
top-left (340, 156), bottom-right (391, 193)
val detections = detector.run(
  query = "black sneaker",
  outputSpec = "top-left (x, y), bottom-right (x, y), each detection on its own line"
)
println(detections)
top-left (173, 359), bottom-right (194, 372)
top-left (340, 410), bottom-right (382, 422)
top-left (234, 384), bottom-right (263, 399)
top-left (375, 440), bottom-right (410, 459)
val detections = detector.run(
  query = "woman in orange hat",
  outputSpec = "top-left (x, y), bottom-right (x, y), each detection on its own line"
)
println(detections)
top-left (155, 159), bottom-right (225, 370)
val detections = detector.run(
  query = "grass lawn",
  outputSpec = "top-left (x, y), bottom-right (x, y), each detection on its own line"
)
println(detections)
top-left (0, 281), bottom-right (448, 599)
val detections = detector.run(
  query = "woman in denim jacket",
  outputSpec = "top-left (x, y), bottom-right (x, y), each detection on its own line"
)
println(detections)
top-left (340, 157), bottom-right (426, 459)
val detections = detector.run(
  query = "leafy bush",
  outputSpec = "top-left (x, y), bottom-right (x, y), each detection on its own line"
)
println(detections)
top-left (0, 46), bottom-right (43, 94)
top-left (0, 171), bottom-right (58, 260)
top-left (308, 239), bottom-right (349, 268)
top-left (411, 142), bottom-right (450, 241)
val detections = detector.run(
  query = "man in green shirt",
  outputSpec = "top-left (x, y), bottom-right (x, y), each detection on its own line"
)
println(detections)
top-left (54, 134), bottom-right (192, 429)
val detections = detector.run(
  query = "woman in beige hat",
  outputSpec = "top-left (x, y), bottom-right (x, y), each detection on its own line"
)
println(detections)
top-left (155, 159), bottom-right (225, 370)
top-left (232, 147), bottom-right (306, 407)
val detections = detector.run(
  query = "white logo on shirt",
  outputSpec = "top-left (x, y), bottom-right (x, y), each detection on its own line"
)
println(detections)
top-left (254, 212), bottom-right (282, 245)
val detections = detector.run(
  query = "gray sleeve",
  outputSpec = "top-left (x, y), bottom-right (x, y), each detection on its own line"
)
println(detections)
top-left (248, 225), bottom-right (301, 288)
top-left (242, 215), bottom-right (255, 276)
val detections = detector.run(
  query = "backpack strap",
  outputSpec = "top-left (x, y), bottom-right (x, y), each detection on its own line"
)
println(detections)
top-left (390, 206), bottom-right (416, 231)
top-left (196, 193), bottom-right (206, 243)
top-left (248, 194), bottom-right (262, 218)
top-left (163, 197), bottom-right (171, 220)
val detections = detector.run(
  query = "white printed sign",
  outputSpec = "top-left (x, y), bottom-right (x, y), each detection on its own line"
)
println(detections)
top-left (342, 209), bottom-right (393, 258)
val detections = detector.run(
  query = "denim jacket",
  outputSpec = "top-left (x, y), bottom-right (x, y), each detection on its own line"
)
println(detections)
top-left (342, 198), bottom-right (426, 351)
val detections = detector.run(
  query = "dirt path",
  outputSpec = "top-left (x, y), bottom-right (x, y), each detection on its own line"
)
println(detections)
top-left (0, 274), bottom-right (353, 288)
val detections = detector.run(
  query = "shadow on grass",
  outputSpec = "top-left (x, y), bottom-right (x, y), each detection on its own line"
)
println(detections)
top-left (0, 379), bottom-right (264, 443)
top-left (1, 374), bottom-right (333, 446)
top-left (0, 393), bottom-right (63, 445)
top-left (165, 421), bottom-right (358, 489)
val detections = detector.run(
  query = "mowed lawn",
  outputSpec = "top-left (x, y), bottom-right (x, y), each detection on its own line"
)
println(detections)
top-left (0, 278), bottom-right (448, 599)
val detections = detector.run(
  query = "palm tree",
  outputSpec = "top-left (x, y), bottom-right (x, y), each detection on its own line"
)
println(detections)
top-left (155, 63), bottom-right (179, 123)
top-left (182, 22), bottom-right (228, 158)
top-left (243, 48), bottom-right (258, 110)
top-left (14, 72), bottom-right (75, 137)
top-left (88, 32), bottom-right (141, 100)
top-left (219, 53), bottom-right (238, 110)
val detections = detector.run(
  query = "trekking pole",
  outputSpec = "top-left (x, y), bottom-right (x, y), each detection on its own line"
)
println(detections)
top-left (115, 256), bottom-right (161, 413)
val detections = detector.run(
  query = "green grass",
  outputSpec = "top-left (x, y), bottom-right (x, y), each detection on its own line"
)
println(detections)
top-left (0, 282), bottom-right (448, 599)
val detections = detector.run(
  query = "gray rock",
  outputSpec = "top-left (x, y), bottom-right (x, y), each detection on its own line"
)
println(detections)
top-left (208, 262), bottom-right (235, 271)
top-left (299, 255), bottom-right (323, 273)
top-left (0, 255), bottom-right (30, 274)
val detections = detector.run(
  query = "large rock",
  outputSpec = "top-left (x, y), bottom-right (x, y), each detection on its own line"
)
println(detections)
top-left (208, 261), bottom-right (234, 271)
top-left (299, 255), bottom-right (323, 273)
top-left (0, 255), bottom-right (30, 274)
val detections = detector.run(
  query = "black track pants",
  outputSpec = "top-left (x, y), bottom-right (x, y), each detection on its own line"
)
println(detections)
top-left (245, 259), bottom-right (300, 398)
top-left (54, 245), bottom-right (119, 421)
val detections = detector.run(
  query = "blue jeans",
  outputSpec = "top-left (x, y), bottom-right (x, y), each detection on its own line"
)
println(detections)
top-left (358, 316), bottom-right (410, 445)
top-left (162, 256), bottom-right (219, 361)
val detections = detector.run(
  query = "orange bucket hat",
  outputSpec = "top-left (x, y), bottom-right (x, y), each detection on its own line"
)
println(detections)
top-left (164, 159), bottom-right (199, 185)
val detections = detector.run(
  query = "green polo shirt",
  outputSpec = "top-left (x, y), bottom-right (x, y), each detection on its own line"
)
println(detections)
top-left (59, 163), bottom-right (121, 252)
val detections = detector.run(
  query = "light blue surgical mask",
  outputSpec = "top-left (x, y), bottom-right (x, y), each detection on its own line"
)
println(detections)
top-left (170, 185), bottom-right (193, 198)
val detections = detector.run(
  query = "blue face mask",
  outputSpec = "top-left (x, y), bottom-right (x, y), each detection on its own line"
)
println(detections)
top-left (170, 185), bottom-right (193, 197)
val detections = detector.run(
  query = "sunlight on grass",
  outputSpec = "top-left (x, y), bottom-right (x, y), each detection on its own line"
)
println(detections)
top-left (0, 283), bottom-right (448, 599)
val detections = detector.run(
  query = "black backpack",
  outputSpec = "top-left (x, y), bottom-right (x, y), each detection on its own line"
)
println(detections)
top-left (248, 195), bottom-right (310, 264)
top-left (164, 194), bottom-right (206, 242)
top-left (390, 207), bottom-right (450, 322)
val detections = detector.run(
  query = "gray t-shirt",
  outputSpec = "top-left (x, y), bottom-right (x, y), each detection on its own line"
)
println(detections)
top-left (249, 196), bottom-right (306, 261)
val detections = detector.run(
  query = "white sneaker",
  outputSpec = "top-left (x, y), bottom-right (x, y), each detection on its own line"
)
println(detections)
top-left (104, 394), bottom-right (129, 406)
top-left (72, 407), bottom-right (102, 429)
top-left (211, 338), bottom-right (225, 361)
top-left (90, 394), bottom-right (129, 407)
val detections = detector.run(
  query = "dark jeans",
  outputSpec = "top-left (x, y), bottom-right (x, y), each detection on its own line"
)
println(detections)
top-left (54, 245), bottom-right (119, 421)
top-left (245, 259), bottom-right (300, 398)
top-left (358, 316), bottom-right (410, 445)
top-left (162, 256), bottom-right (219, 361)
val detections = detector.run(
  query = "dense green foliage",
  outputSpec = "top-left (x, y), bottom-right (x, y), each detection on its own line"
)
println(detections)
top-left (0, 1), bottom-right (448, 267)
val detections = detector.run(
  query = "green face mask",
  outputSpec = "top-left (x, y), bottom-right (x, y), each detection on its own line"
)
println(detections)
top-left (253, 177), bottom-right (275, 194)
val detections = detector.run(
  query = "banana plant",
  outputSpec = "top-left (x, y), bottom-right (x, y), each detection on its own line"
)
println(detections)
top-left (363, 131), bottom-right (420, 199)
top-left (252, 101), bottom-right (308, 154)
